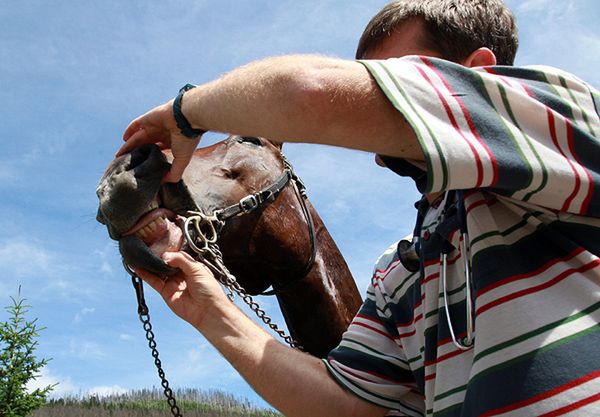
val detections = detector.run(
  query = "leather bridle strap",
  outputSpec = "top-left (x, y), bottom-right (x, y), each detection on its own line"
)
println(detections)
top-left (198, 166), bottom-right (317, 296)
top-left (213, 170), bottom-right (293, 221)
top-left (259, 173), bottom-right (317, 296)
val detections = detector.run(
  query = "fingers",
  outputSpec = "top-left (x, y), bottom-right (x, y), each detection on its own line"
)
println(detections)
top-left (123, 117), bottom-right (142, 141)
top-left (162, 136), bottom-right (201, 183)
top-left (162, 154), bottom-right (193, 183)
top-left (162, 251), bottom-right (213, 279)
top-left (116, 127), bottom-right (147, 157)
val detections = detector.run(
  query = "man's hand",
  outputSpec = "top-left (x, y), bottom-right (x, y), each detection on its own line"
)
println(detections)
top-left (118, 101), bottom-right (201, 183)
top-left (136, 252), bottom-right (388, 417)
top-left (135, 251), bottom-right (226, 328)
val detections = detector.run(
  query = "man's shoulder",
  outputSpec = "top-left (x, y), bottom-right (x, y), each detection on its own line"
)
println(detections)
top-left (373, 240), bottom-right (401, 274)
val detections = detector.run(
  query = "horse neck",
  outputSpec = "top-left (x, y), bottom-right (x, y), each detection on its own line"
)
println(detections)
top-left (274, 203), bottom-right (363, 358)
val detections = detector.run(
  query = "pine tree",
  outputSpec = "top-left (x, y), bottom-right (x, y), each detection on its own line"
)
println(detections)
top-left (0, 289), bottom-right (55, 417)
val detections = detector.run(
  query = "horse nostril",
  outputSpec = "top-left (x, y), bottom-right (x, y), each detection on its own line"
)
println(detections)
top-left (127, 144), bottom-right (170, 180)
top-left (128, 144), bottom-right (154, 169)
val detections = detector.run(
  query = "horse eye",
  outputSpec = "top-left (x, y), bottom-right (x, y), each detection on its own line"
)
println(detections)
top-left (239, 136), bottom-right (263, 146)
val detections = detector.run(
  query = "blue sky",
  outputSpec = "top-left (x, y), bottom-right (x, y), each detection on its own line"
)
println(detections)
top-left (1, 0), bottom-right (599, 409)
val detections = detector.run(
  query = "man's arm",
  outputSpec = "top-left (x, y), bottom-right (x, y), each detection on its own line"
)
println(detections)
top-left (120, 55), bottom-right (422, 182)
top-left (200, 285), bottom-right (388, 417)
top-left (137, 252), bottom-right (388, 417)
top-left (182, 55), bottom-right (421, 158)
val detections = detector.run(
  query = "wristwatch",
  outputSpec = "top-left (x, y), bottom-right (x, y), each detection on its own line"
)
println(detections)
top-left (173, 84), bottom-right (206, 138)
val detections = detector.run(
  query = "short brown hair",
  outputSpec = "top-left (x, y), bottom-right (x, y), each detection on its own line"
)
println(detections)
top-left (356, 0), bottom-right (519, 65)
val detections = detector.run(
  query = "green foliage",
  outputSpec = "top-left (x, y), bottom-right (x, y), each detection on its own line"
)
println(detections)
top-left (0, 289), bottom-right (55, 417)
top-left (33, 388), bottom-right (282, 417)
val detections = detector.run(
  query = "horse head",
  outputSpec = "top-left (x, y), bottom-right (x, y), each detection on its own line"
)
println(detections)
top-left (97, 136), bottom-right (314, 295)
top-left (96, 135), bottom-right (362, 357)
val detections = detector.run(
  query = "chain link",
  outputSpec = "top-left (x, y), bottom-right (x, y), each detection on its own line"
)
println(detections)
top-left (127, 270), bottom-right (183, 417)
top-left (184, 211), bottom-right (303, 350)
top-left (120, 208), bottom-right (303, 417)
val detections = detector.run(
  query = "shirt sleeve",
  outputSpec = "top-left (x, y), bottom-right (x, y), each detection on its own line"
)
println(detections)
top-left (361, 56), bottom-right (600, 217)
top-left (325, 244), bottom-right (425, 416)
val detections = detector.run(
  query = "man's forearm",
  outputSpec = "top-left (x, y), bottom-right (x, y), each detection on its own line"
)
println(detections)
top-left (195, 299), bottom-right (387, 417)
top-left (181, 54), bottom-right (423, 161)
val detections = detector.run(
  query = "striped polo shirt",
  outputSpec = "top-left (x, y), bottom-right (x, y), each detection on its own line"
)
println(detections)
top-left (325, 57), bottom-right (600, 416)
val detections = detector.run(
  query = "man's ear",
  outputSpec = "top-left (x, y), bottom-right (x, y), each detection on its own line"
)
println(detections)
top-left (462, 47), bottom-right (497, 68)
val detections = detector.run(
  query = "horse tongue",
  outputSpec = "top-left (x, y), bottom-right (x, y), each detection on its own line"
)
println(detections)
top-left (144, 217), bottom-right (184, 258)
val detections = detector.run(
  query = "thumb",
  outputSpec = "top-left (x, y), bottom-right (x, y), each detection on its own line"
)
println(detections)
top-left (162, 136), bottom-right (200, 183)
top-left (163, 154), bottom-right (193, 183)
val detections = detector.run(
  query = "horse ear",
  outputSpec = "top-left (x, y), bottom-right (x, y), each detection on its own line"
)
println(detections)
top-left (267, 139), bottom-right (283, 150)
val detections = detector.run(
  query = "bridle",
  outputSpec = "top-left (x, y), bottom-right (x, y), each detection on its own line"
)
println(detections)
top-left (184, 152), bottom-right (317, 296)
top-left (122, 148), bottom-right (316, 417)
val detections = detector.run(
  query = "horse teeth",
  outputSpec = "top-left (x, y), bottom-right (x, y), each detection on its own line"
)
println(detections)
top-left (134, 216), bottom-right (167, 239)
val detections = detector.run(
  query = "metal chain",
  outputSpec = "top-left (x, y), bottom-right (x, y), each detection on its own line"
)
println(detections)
top-left (119, 207), bottom-right (302, 417)
top-left (125, 264), bottom-right (183, 417)
top-left (184, 212), bottom-right (303, 350)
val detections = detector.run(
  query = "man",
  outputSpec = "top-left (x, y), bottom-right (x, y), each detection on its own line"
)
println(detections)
top-left (119, 1), bottom-right (600, 415)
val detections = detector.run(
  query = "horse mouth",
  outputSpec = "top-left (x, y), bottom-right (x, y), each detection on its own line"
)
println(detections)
top-left (119, 201), bottom-right (187, 277)
top-left (124, 207), bottom-right (185, 255)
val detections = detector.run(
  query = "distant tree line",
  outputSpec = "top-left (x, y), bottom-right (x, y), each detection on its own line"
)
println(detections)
top-left (32, 388), bottom-right (281, 417)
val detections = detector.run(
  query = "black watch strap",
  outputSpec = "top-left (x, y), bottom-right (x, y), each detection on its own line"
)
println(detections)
top-left (173, 84), bottom-right (206, 138)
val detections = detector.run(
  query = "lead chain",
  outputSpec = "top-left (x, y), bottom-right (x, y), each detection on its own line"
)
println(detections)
top-left (185, 214), bottom-right (302, 350)
top-left (128, 272), bottom-right (183, 417)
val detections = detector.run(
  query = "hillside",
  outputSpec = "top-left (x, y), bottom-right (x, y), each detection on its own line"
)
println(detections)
top-left (32, 388), bottom-right (282, 417)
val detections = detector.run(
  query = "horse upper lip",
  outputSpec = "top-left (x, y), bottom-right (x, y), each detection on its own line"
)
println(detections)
top-left (123, 208), bottom-right (176, 237)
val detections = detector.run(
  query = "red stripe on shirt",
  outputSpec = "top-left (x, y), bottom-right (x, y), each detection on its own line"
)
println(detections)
top-left (397, 313), bottom-right (423, 329)
top-left (477, 247), bottom-right (585, 298)
top-left (481, 368), bottom-right (600, 417)
top-left (547, 109), bottom-right (582, 212)
top-left (353, 321), bottom-right (398, 342)
top-left (374, 259), bottom-right (402, 276)
top-left (564, 117), bottom-right (594, 215)
top-left (422, 57), bottom-right (499, 187)
top-left (328, 359), bottom-right (403, 384)
top-left (424, 346), bottom-right (468, 367)
top-left (539, 392), bottom-right (600, 417)
top-left (466, 195), bottom-right (497, 215)
top-left (413, 60), bottom-right (485, 187)
top-left (476, 257), bottom-right (600, 316)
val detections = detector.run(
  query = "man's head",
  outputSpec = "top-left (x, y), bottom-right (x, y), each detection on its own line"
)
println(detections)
top-left (357, 0), bottom-right (518, 66)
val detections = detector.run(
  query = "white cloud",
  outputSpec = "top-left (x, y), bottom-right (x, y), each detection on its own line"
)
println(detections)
top-left (0, 241), bottom-right (52, 277)
top-left (26, 367), bottom-right (77, 397)
top-left (88, 385), bottom-right (128, 397)
top-left (94, 244), bottom-right (117, 277)
top-left (100, 261), bottom-right (113, 275)
top-left (27, 368), bottom-right (128, 400)
top-left (515, 12), bottom-right (600, 87)
top-left (69, 339), bottom-right (106, 359)
top-left (0, 236), bottom-right (103, 302)
top-left (517, 0), bottom-right (557, 13)
top-left (119, 333), bottom-right (134, 341)
top-left (73, 307), bottom-right (95, 324)
top-left (169, 343), bottom-right (239, 386)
